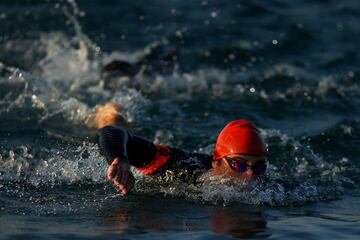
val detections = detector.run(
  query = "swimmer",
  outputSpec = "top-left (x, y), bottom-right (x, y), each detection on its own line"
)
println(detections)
top-left (95, 102), bottom-right (267, 195)
top-left (101, 44), bottom-right (178, 90)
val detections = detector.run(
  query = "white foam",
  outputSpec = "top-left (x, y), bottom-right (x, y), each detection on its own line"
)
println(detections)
top-left (0, 143), bottom-right (107, 186)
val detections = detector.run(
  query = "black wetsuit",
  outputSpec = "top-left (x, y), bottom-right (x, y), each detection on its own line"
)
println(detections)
top-left (97, 125), bottom-right (212, 182)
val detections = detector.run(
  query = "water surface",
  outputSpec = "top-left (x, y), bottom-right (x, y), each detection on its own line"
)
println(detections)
top-left (1, 0), bottom-right (360, 239)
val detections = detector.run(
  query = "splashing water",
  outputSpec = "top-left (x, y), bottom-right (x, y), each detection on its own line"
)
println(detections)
top-left (1, 0), bottom-right (359, 211)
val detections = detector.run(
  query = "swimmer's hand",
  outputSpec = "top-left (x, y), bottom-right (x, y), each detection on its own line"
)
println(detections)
top-left (107, 157), bottom-right (135, 195)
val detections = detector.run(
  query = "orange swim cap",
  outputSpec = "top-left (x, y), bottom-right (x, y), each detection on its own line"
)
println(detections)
top-left (213, 120), bottom-right (266, 160)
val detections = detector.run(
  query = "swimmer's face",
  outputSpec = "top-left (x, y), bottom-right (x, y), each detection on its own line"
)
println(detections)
top-left (212, 154), bottom-right (267, 181)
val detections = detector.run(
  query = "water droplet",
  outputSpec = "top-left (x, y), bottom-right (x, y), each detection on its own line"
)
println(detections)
top-left (211, 12), bottom-right (218, 18)
top-left (175, 30), bottom-right (183, 38)
top-left (203, 51), bottom-right (211, 57)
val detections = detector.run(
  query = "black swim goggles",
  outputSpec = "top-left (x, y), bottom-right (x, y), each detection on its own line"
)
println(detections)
top-left (224, 156), bottom-right (267, 175)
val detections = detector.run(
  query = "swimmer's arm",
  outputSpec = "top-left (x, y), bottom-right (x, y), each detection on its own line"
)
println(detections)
top-left (97, 125), bottom-right (157, 166)
top-left (97, 125), bottom-right (157, 194)
top-left (97, 125), bottom-right (129, 165)
top-left (97, 126), bottom-right (134, 194)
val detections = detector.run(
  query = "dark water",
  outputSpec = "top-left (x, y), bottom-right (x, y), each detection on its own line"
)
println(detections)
top-left (1, 0), bottom-right (360, 239)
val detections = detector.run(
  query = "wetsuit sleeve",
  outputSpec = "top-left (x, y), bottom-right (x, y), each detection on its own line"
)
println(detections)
top-left (97, 125), bottom-right (157, 167)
